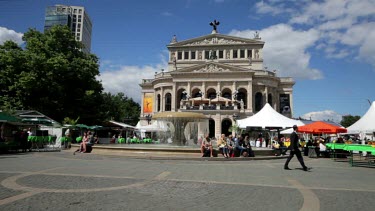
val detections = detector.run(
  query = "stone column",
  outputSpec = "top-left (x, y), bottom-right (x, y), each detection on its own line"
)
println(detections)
top-left (187, 82), bottom-right (191, 96)
top-left (202, 82), bottom-right (206, 97)
top-left (290, 92), bottom-right (294, 117)
top-left (141, 93), bottom-right (145, 116)
top-left (160, 87), bottom-right (164, 112)
top-left (265, 86), bottom-right (268, 104)
top-left (172, 82), bottom-right (176, 111)
top-left (247, 81), bottom-right (253, 112)
top-left (217, 81), bottom-right (221, 96)
top-left (153, 92), bottom-right (157, 113)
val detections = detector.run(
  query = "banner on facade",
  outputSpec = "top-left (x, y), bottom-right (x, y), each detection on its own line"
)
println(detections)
top-left (143, 93), bottom-right (153, 113)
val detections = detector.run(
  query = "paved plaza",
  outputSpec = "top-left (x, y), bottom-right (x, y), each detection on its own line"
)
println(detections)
top-left (0, 151), bottom-right (375, 211)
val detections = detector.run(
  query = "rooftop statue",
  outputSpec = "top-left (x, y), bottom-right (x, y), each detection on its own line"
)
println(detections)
top-left (209, 19), bottom-right (220, 32)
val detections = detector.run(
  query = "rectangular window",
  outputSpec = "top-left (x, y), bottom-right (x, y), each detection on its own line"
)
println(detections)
top-left (191, 51), bottom-right (196, 59)
top-left (177, 51), bottom-right (182, 60)
top-left (240, 49), bottom-right (245, 58)
top-left (233, 50), bottom-right (238, 58)
top-left (77, 23), bottom-right (81, 28)
top-left (79, 9), bottom-right (82, 14)
top-left (219, 50), bottom-right (223, 59)
top-left (205, 51), bottom-right (210, 59)
top-left (74, 9), bottom-right (77, 13)
top-left (247, 49), bottom-right (252, 58)
top-left (184, 51), bottom-right (189, 60)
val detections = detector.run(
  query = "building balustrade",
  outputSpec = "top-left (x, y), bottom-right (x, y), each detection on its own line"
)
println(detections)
top-left (181, 103), bottom-right (238, 111)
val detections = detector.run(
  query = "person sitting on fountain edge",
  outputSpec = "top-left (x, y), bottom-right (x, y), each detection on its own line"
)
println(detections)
top-left (201, 135), bottom-right (213, 157)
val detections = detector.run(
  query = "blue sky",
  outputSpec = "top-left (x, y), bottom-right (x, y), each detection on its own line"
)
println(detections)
top-left (1, 0), bottom-right (375, 123)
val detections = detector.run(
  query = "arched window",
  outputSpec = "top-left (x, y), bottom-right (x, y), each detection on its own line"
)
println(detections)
top-left (255, 92), bottom-right (263, 112)
top-left (207, 88), bottom-right (216, 99)
top-left (268, 93), bottom-right (272, 107)
top-left (237, 88), bottom-right (247, 109)
top-left (192, 89), bottom-right (202, 98)
top-left (222, 88), bottom-right (232, 99)
top-left (165, 93), bottom-right (172, 111)
top-left (157, 94), bottom-right (161, 112)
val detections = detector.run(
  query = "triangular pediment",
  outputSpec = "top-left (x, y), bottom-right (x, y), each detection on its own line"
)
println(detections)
top-left (168, 34), bottom-right (264, 47)
top-left (172, 62), bottom-right (253, 74)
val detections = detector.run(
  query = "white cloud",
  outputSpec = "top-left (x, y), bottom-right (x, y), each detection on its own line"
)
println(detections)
top-left (0, 26), bottom-right (23, 45)
top-left (254, 0), bottom-right (375, 70)
top-left (229, 24), bottom-right (323, 79)
top-left (98, 55), bottom-right (167, 104)
top-left (301, 110), bottom-right (343, 123)
top-left (255, 1), bottom-right (284, 15)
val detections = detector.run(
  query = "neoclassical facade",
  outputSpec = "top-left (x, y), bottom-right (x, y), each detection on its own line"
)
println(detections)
top-left (140, 26), bottom-right (294, 138)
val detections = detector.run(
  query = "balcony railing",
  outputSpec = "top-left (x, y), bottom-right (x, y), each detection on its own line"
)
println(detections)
top-left (186, 106), bottom-right (200, 110)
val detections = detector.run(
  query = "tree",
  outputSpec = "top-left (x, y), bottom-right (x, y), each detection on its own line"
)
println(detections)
top-left (100, 92), bottom-right (140, 125)
top-left (0, 25), bottom-right (104, 123)
top-left (340, 115), bottom-right (361, 128)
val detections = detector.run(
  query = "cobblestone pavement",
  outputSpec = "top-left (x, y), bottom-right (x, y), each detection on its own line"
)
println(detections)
top-left (1, 151), bottom-right (375, 211)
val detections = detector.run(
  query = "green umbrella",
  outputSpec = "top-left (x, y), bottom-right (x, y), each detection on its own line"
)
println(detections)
top-left (0, 112), bottom-right (21, 123)
top-left (88, 125), bottom-right (102, 130)
top-left (75, 124), bottom-right (90, 129)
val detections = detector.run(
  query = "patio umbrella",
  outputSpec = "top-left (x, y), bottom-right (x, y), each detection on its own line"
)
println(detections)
top-left (297, 121), bottom-right (347, 134)
top-left (88, 125), bottom-right (102, 130)
top-left (0, 112), bottom-right (21, 123)
top-left (75, 124), bottom-right (90, 129)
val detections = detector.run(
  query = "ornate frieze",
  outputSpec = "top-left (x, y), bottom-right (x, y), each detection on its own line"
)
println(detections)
top-left (193, 64), bottom-right (230, 72)
top-left (184, 37), bottom-right (246, 46)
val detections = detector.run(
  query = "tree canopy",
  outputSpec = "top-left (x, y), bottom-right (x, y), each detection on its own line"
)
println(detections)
top-left (340, 115), bottom-right (361, 128)
top-left (0, 25), bottom-right (140, 125)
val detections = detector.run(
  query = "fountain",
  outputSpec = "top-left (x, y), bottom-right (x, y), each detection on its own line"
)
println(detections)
top-left (152, 112), bottom-right (208, 146)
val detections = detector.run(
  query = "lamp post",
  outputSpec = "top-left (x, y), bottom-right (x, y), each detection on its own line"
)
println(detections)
top-left (145, 114), bottom-right (152, 125)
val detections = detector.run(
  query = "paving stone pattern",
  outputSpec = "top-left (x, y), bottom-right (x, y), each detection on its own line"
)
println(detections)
top-left (1, 151), bottom-right (375, 210)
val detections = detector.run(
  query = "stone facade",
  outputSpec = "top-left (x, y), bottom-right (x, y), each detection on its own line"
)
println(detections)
top-left (140, 29), bottom-right (294, 139)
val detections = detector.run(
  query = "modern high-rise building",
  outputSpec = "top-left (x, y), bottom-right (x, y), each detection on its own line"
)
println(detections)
top-left (44, 5), bottom-right (92, 53)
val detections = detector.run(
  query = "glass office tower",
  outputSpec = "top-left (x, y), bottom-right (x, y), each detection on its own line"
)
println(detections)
top-left (44, 5), bottom-right (92, 53)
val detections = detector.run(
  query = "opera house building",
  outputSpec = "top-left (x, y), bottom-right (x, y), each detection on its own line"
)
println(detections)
top-left (140, 25), bottom-right (294, 139)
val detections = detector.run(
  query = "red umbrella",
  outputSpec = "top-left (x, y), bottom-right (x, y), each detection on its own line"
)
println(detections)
top-left (298, 121), bottom-right (347, 134)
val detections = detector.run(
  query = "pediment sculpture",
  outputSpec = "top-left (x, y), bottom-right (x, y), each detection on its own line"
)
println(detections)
top-left (193, 64), bottom-right (230, 72)
top-left (184, 37), bottom-right (246, 46)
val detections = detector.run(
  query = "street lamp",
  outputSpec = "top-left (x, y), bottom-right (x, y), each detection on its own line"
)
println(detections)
top-left (145, 114), bottom-right (152, 125)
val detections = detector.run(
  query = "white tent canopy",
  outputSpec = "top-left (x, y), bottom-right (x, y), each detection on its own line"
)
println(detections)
top-left (347, 101), bottom-right (375, 134)
top-left (109, 120), bottom-right (136, 129)
top-left (237, 103), bottom-right (304, 129)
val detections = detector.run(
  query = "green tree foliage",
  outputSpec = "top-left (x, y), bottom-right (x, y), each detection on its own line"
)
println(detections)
top-left (340, 115), bottom-right (361, 128)
top-left (101, 92), bottom-right (140, 125)
top-left (0, 25), bottom-right (103, 123)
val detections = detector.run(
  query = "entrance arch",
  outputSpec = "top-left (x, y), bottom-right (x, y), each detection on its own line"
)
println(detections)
top-left (209, 119), bottom-right (215, 138)
top-left (221, 119), bottom-right (232, 136)
top-left (255, 92), bottom-right (263, 112)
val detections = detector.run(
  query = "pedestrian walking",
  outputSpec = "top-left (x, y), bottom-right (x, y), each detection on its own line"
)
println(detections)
top-left (284, 125), bottom-right (311, 171)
